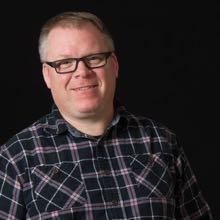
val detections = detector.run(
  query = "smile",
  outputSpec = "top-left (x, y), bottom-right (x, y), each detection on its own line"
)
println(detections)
top-left (73, 85), bottom-right (97, 91)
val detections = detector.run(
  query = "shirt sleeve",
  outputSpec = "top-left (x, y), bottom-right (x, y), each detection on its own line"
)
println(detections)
top-left (0, 146), bottom-right (26, 219)
top-left (173, 139), bottom-right (213, 219)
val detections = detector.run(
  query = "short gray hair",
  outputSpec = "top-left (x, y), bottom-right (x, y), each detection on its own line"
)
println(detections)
top-left (38, 11), bottom-right (115, 62)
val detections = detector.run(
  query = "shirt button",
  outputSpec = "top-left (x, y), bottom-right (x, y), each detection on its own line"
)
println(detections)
top-left (112, 200), bottom-right (118, 206)
top-left (52, 167), bottom-right (60, 175)
top-left (104, 170), bottom-right (111, 175)
top-left (101, 170), bottom-right (111, 175)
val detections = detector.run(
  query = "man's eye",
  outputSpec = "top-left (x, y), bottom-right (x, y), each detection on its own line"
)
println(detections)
top-left (87, 55), bottom-right (103, 63)
top-left (88, 55), bottom-right (99, 60)
top-left (57, 60), bottom-right (74, 69)
top-left (60, 60), bottom-right (73, 65)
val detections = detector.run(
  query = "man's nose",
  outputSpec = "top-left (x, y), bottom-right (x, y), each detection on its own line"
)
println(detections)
top-left (74, 60), bottom-right (91, 78)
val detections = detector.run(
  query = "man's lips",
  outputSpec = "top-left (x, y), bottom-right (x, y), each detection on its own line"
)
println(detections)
top-left (72, 85), bottom-right (98, 91)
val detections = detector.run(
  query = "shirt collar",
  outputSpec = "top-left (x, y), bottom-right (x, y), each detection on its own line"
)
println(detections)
top-left (44, 104), bottom-right (69, 135)
top-left (44, 101), bottom-right (129, 136)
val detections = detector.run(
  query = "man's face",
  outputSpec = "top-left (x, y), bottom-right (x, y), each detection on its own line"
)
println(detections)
top-left (42, 24), bottom-right (118, 122)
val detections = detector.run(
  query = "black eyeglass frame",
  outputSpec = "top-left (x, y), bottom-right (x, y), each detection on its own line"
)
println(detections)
top-left (45, 51), bottom-right (113, 74)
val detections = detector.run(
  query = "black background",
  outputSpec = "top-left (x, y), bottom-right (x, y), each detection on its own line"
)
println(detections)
top-left (0, 1), bottom-right (218, 218)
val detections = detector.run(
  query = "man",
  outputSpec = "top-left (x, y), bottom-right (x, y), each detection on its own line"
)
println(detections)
top-left (0, 11), bottom-right (213, 219)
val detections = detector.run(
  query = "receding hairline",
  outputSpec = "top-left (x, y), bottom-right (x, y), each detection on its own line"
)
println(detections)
top-left (41, 11), bottom-right (110, 34)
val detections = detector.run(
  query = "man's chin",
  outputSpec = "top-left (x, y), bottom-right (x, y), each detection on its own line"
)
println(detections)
top-left (76, 105), bottom-right (99, 116)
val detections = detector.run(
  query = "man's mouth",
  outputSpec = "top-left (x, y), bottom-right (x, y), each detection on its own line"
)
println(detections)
top-left (73, 85), bottom-right (97, 91)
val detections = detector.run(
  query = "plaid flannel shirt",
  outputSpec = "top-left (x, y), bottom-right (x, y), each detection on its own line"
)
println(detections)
top-left (0, 104), bottom-right (213, 219)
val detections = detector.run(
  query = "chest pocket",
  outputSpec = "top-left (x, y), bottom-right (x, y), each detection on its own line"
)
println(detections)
top-left (130, 153), bottom-right (174, 198)
top-left (31, 162), bottom-right (86, 212)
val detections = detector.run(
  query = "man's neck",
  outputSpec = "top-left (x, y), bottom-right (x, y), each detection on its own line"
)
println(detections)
top-left (61, 108), bottom-right (114, 136)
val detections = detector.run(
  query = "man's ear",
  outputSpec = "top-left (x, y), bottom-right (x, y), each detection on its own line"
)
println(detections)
top-left (111, 53), bottom-right (119, 78)
top-left (42, 64), bottom-right (51, 89)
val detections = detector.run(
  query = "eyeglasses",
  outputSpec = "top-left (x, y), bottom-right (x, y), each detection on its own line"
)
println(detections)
top-left (45, 51), bottom-right (113, 74)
